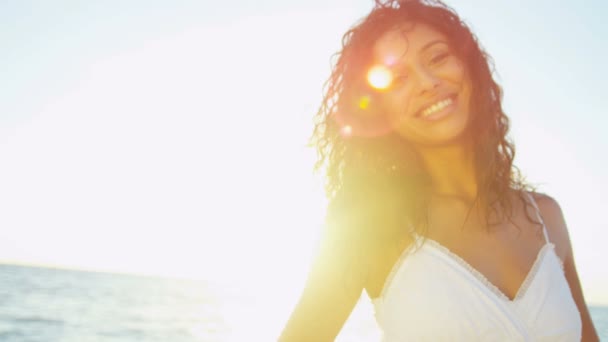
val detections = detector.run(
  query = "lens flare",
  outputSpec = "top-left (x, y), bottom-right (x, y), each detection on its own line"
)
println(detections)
top-left (358, 95), bottom-right (371, 110)
top-left (384, 54), bottom-right (398, 67)
top-left (340, 125), bottom-right (353, 137)
top-left (367, 65), bottom-right (392, 90)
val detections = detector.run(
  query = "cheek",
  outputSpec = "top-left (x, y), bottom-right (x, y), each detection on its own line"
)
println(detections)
top-left (381, 92), bottom-right (423, 141)
top-left (381, 88), bottom-right (415, 123)
top-left (441, 59), bottom-right (467, 85)
top-left (443, 60), bottom-right (471, 112)
top-left (462, 82), bottom-right (472, 112)
top-left (459, 74), bottom-right (473, 113)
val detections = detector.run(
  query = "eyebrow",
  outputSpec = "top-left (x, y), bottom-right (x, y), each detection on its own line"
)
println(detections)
top-left (420, 40), bottom-right (449, 52)
top-left (383, 39), bottom-right (449, 71)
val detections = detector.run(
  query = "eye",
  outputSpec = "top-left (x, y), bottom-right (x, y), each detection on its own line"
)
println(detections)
top-left (391, 74), bottom-right (409, 87)
top-left (429, 52), bottom-right (450, 65)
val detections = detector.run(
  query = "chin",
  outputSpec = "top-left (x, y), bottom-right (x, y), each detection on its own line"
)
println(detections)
top-left (415, 134), bottom-right (469, 148)
top-left (399, 116), bottom-right (471, 147)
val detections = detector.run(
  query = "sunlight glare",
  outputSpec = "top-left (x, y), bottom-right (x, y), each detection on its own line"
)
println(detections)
top-left (358, 95), bottom-right (371, 110)
top-left (367, 65), bottom-right (392, 90)
top-left (340, 125), bottom-right (353, 137)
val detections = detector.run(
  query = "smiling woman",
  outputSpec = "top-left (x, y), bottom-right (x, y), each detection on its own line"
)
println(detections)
top-left (1, 0), bottom-right (605, 340)
top-left (279, 0), bottom-right (599, 341)
top-left (371, 23), bottom-right (471, 146)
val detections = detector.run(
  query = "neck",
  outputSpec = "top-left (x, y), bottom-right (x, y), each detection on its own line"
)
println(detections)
top-left (415, 142), bottom-right (478, 201)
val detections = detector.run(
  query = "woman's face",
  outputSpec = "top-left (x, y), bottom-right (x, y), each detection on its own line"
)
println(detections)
top-left (371, 22), bottom-right (472, 147)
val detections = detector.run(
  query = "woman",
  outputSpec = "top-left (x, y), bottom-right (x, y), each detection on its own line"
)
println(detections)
top-left (280, 0), bottom-right (598, 341)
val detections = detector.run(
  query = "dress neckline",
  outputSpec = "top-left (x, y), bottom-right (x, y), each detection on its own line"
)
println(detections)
top-left (421, 237), bottom-right (555, 302)
top-left (374, 235), bottom-right (557, 303)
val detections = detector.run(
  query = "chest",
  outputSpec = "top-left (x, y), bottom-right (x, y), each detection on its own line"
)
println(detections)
top-left (372, 247), bottom-right (582, 342)
top-left (366, 208), bottom-right (547, 301)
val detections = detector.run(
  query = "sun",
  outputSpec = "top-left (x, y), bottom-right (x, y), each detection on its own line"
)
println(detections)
top-left (367, 65), bottom-right (393, 90)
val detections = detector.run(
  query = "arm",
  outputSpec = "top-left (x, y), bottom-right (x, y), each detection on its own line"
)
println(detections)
top-left (535, 194), bottom-right (599, 342)
top-left (278, 233), bottom-right (366, 342)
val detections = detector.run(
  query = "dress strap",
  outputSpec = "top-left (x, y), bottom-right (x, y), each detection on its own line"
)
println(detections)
top-left (524, 192), bottom-right (550, 243)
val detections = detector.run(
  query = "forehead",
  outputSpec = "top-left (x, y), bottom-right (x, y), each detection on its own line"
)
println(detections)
top-left (372, 23), bottom-right (448, 65)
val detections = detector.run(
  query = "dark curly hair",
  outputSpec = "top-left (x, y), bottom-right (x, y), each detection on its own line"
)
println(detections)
top-left (311, 0), bottom-right (534, 272)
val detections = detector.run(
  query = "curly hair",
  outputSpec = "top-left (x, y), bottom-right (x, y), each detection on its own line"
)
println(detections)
top-left (311, 0), bottom-right (533, 268)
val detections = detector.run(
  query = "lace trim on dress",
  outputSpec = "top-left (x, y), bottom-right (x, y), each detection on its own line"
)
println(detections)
top-left (376, 241), bottom-right (418, 300)
top-left (422, 237), bottom-right (555, 302)
top-left (512, 243), bottom-right (556, 301)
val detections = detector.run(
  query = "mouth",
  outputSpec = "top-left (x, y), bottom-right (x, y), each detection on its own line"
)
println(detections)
top-left (415, 94), bottom-right (457, 121)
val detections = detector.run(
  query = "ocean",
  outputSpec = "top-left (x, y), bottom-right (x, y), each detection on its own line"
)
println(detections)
top-left (0, 263), bottom-right (606, 341)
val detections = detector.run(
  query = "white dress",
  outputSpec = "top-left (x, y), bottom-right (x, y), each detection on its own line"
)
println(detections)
top-left (371, 196), bottom-right (582, 341)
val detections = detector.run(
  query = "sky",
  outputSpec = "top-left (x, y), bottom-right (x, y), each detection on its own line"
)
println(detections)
top-left (1, 0), bottom-right (607, 306)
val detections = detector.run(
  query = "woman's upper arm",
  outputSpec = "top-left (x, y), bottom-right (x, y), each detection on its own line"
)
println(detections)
top-left (535, 194), bottom-right (600, 342)
top-left (278, 234), bottom-right (366, 342)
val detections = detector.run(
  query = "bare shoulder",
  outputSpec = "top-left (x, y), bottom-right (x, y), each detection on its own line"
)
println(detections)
top-left (529, 194), bottom-right (600, 340)
top-left (530, 192), bottom-right (572, 260)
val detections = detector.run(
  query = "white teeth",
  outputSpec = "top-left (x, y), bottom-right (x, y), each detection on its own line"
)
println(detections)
top-left (421, 97), bottom-right (453, 117)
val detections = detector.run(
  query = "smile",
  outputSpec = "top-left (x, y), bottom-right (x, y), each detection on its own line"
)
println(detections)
top-left (419, 96), bottom-right (456, 119)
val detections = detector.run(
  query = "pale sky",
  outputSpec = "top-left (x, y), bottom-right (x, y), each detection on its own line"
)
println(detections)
top-left (1, 0), bottom-right (607, 306)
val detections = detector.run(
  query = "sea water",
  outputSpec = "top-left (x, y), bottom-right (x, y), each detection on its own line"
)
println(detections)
top-left (0, 264), bottom-right (606, 341)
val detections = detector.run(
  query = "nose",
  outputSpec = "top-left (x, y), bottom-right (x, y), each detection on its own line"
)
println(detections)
top-left (414, 66), bottom-right (440, 94)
